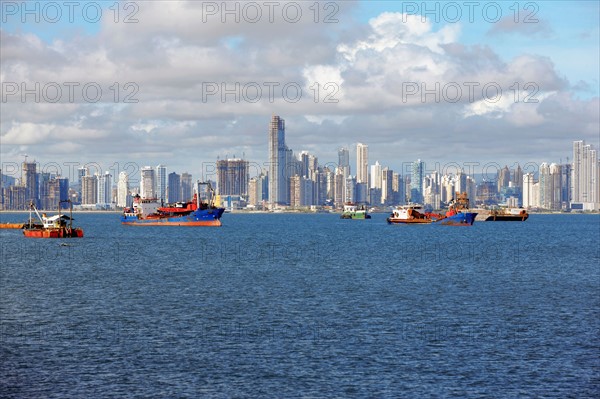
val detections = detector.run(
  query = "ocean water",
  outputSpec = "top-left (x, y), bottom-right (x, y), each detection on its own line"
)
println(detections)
top-left (1, 212), bottom-right (599, 398)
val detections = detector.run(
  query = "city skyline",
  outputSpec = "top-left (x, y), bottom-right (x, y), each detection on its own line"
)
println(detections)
top-left (2, 130), bottom-right (597, 211)
top-left (1, 1), bottom-right (598, 173)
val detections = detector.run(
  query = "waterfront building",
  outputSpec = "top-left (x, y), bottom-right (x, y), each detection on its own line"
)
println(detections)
top-left (522, 173), bottom-right (536, 208)
top-left (81, 174), bottom-right (98, 205)
top-left (167, 172), bottom-right (181, 203)
top-left (217, 159), bottom-right (249, 196)
top-left (370, 161), bottom-right (382, 190)
top-left (156, 164), bottom-right (167, 203)
top-left (572, 140), bottom-right (599, 209)
top-left (410, 159), bottom-right (424, 203)
top-left (97, 171), bottom-right (112, 206)
top-left (22, 161), bottom-right (38, 207)
top-left (180, 172), bottom-right (193, 202)
top-left (140, 166), bottom-right (156, 199)
top-left (356, 143), bottom-right (368, 184)
top-left (345, 176), bottom-right (356, 204)
top-left (338, 147), bottom-right (350, 177)
top-left (392, 173), bottom-right (405, 205)
top-left (268, 115), bottom-right (292, 206)
top-left (117, 171), bottom-right (130, 207)
top-left (381, 167), bottom-right (393, 205)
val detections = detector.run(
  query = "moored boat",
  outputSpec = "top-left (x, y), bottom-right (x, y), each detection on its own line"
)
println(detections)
top-left (435, 192), bottom-right (477, 226)
top-left (0, 223), bottom-right (25, 229)
top-left (22, 200), bottom-right (84, 238)
top-left (340, 203), bottom-right (371, 219)
top-left (484, 207), bottom-right (528, 221)
top-left (387, 204), bottom-right (441, 224)
top-left (121, 182), bottom-right (225, 226)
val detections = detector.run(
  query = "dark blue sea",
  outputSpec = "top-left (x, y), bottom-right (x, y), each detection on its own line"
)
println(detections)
top-left (1, 212), bottom-right (599, 398)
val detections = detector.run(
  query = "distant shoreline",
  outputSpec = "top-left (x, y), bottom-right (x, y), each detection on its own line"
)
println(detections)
top-left (0, 209), bottom-right (597, 215)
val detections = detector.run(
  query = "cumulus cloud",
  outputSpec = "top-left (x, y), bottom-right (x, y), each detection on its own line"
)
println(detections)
top-left (0, 2), bottom-right (598, 175)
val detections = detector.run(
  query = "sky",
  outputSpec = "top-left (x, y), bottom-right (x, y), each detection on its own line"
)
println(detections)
top-left (1, 0), bottom-right (599, 183)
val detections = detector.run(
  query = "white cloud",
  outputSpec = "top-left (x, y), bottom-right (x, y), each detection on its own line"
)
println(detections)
top-left (0, 3), bottom-right (597, 172)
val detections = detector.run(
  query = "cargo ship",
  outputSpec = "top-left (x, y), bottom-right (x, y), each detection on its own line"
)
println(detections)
top-left (23, 200), bottom-right (84, 238)
top-left (436, 192), bottom-right (477, 226)
top-left (387, 193), bottom-right (477, 226)
top-left (386, 204), bottom-right (439, 224)
top-left (484, 208), bottom-right (528, 221)
top-left (121, 182), bottom-right (224, 226)
top-left (340, 203), bottom-right (371, 219)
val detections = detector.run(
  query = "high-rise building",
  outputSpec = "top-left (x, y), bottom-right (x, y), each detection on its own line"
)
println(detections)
top-left (345, 176), bottom-right (356, 203)
top-left (156, 164), bottom-right (167, 203)
top-left (81, 174), bottom-right (98, 205)
top-left (392, 173), bottom-right (405, 205)
top-left (497, 165), bottom-right (511, 192)
top-left (22, 162), bottom-right (38, 206)
top-left (334, 169), bottom-right (345, 209)
top-left (268, 115), bottom-right (291, 206)
top-left (572, 140), bottom-right (599, 208)
top-left (338, 147), bottom-right (350, 178)
top-left (381, 167), bottom-right (393, 205)
top-left (550, 163), bottom-right (562, 211)
top-left (410, 159), bottom-right (424, 203)
top-left (356, 143), bottom-right (368, 184)
top-left (117, 171), bottom-right (130, 207)
top-left (140, 166), bottom-right (156, 199)
top-left (97, 171), bottom-right (112, 205)
top-left (512, 164), bottom-right (523, 188)
top-left (370, 161), bottom-right (382, 189)
top-left (523, 173), bottom-right (536, 208)
top-left (181, 172), bottom-right (193, 201)
top-left (217, 159), bottom-right (249, 196)
top-left (77, 167), bottom-right (87, 191)
top-left (167, 172), bottom-right (181, 203)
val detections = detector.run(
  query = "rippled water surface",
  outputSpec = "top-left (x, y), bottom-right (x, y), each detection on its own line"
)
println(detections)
top-left (1, 212), bottom-right (599, 397)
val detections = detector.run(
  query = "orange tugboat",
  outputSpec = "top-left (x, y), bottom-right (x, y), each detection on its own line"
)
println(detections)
top-left (23, 200), bottom-right (84, 238)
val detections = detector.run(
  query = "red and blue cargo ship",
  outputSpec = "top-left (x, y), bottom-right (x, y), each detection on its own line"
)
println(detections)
top-left (121, 182), bottom-right (225, 226)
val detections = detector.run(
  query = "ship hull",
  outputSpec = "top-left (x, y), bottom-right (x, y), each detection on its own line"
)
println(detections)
top-left (484, 214), bottom-right (528, 222)
top-left (121, 208), bottom-right (225, 226)
top-left (341, 212), bottom-right (371, 220)
top-left (437, 212), bottom-right (477, 226)
top-left (23, 228), bottom-right (84, 238)
top-left (387, 218), bottom-right (433, 224)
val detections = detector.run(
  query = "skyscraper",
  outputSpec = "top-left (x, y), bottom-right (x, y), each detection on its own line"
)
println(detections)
top-left (97, 171), bottom-right (112, 205)
top-left (167, 172), bottom-right (181, 203)
top-left (140, 166), bottom-right (156, 199)
top-left (268, 115), bottom-right (290, 206)
top-left (370, 161), bottom-right (382, 189)
top-left (572, 140), bottom-right (599, 207)
top-left (338, 147), bottom-right (350, 178)
top-left (156, 164), bottom-right (167, 203)
top-left (522, 173), bottom-right (536, 208)
top-left (410, 159), bottom-right (424, 203)
top-left (22, 162), bottom-right (38, 206)
top-left (356, 143), bottom-right (368, 184)
top-left (117, 171), bottom-right (130, 207)
top-left (81, 174), bottom-right (98, 205)
top-left (181, 172), bottom-right (193, 201)
top-left (217, 159), bottom-right (249, 196)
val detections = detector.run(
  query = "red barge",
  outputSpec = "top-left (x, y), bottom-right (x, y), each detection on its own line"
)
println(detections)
top-left (23, 200), bottom-right (84, 238)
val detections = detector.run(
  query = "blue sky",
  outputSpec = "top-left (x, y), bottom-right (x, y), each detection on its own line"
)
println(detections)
top-left (353, 1), bottom-right (599, 97)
